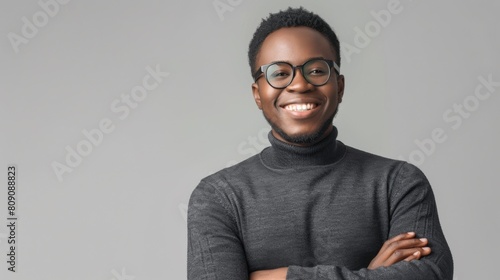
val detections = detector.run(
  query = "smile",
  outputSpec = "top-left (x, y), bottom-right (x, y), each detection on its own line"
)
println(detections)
top-left (280, 102), bottom-right (321, 119)
top-left (283, 103), bottom-right (317, 112)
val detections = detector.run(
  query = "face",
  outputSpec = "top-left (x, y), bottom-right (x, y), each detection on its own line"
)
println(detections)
top-left (252, 27), bottom-right (345, 146)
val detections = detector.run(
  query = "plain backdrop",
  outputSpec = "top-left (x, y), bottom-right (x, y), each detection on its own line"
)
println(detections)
top-left (1, 0), bottom-right (499, 279)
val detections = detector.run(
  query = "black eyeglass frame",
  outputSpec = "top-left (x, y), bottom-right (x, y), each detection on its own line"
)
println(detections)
top-left (253, 58), bottom-right (340, 89)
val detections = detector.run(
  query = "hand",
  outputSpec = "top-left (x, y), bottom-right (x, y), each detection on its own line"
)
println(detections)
top-left (368, 232), bottom-right (431, 270)
top-left (249, 267), bottom-right (288, 280)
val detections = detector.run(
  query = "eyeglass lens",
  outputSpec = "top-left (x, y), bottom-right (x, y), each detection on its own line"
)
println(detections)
top-left (266, 59), bottom-right (331, 88)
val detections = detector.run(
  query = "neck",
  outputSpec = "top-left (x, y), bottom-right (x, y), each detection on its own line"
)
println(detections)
top-left (260, 125), bottom-right (345, 169)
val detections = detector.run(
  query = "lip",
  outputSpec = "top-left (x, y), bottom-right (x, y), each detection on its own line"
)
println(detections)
top-left (279, 97), bottom-right (323, 108)
top-left (280, 103), bottom-right (322, 120)
top-left (278, 97), bottom-right (323, 120)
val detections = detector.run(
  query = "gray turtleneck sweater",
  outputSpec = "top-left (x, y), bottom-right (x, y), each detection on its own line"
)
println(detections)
top-left (187, 127), bottom-right (453, 279)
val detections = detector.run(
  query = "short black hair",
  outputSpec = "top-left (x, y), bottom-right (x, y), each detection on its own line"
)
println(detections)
top-left (248, 7), bottom-right (341, 76)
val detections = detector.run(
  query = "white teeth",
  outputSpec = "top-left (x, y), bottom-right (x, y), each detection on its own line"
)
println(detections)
top-left (284, 103), bottom-right (317, 112)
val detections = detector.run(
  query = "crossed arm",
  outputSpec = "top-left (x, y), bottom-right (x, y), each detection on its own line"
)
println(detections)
top-left (250, 232), bottom-right (431, 280)
top-left (188, 164), bottom-right (453, 280)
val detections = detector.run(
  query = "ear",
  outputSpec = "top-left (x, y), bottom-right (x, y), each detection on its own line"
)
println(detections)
top-left (336, 74), bottom-right (345, 104)
top-left (252, 82), bottom-right (263, 110)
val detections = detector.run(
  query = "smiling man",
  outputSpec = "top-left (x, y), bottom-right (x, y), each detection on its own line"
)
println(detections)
top-left (188, 7), bottom-right (453, 280)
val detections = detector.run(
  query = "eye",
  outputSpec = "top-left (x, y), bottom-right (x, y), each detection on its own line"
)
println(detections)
top-left (269, 71), bottom-right (290, 79)
top-left (273, 71), bottom-right (289, 77)
top-left (308, 69), bottom-right (327, 75)
top-left (267, 63), bottom-right (292, 80)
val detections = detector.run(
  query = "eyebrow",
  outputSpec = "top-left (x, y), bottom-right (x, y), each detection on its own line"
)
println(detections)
top-left (266, 56), bottom-right (329, 65)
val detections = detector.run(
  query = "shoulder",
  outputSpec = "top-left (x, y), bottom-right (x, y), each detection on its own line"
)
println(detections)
top-left (201, 153), bottom-right (261, 185)
top-left (191, 153), bottom-right (262, 198)
top-left (343, 143), bottom-right (399, 164)
top-left (342, 143), bottom-right (406, 173)
top-left (341, 143), bottom-right (429, 188)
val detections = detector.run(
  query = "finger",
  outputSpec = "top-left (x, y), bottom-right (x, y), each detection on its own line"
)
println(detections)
top-left (380, 232), bottom-right (416, 251)
top-left (388, 238), bottom-right (429, 250)
top-left (383, 238), bottom-right (428, 261)
top-left (379, 237), bottom-right (428, 260)
top-left (404, 250), bottom-right (421, 262)
top-left (404, 247), bottom-right (432, 262)
top-left (384, 238), bottom-right (428, 256)
top-left (420, 246), bottom-right (432, 257)
top-left (386, 248), bottom-right (427, 264)
top-left (372, 232), bottom-right (416, 266)
top-left (405, 247), bottom-right (432, 260)
top-left (388, 246), bottom-right (432, 264)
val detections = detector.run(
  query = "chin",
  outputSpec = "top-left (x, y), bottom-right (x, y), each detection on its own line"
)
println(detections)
top-left (276, 125), bottom-right (329, 145)
top-left (264, 111), bottom-right (335, 145)
top-left (284, 127), bottom-right (318, 138)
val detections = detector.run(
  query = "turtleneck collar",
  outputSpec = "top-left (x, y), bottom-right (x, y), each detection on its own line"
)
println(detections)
top-left (260, 126), bottom-right (346, 169)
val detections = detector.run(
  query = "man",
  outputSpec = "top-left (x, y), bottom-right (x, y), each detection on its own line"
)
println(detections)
top-left (188, 7), bottom-right (453, 280)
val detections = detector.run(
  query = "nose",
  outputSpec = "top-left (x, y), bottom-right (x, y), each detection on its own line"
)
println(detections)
top-left (286, 68), bottom-right (314, 93)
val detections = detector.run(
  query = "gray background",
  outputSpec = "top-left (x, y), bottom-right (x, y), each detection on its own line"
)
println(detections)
top-left (1, 0), bottom-right (498, 279)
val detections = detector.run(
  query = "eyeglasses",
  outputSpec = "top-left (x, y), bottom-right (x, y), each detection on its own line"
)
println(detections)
top-left (253, 58), bottom-right (340, 89)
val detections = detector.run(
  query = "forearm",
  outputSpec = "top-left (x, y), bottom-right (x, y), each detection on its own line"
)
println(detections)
top-left (287, 258), bottom-right (450, 280)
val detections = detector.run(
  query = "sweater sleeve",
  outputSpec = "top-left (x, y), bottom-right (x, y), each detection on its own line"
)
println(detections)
top-left (286, 163), bottom-right (454, 280)
top-left (187, 179), bottom-right (249, 280)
